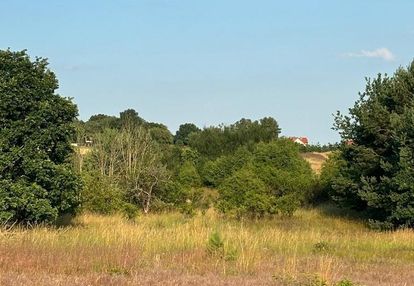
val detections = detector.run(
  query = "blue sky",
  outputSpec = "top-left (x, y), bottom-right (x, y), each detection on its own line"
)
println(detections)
top-left (1, 1), bottom-right (413, 143)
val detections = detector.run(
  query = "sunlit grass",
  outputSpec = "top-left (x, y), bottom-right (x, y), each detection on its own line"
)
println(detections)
top-left (1, 206), bottom-right (413, 285)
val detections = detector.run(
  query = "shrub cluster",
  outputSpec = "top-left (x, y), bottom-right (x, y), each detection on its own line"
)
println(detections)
top-left (214, 140), bottom-right (315, 218)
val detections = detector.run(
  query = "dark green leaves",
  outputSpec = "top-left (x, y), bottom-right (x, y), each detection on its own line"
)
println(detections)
top-left (0, 50), bottom-right (81, 225)
top-left (333, 60), bottom-right (414, 229)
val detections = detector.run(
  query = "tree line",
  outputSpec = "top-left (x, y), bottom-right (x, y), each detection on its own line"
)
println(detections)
top-left (1, 49), bottom-right (414, 229)
top-left (74, 108), bottom-right (303, 218)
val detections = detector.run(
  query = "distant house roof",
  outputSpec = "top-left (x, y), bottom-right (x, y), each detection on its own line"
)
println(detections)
top-left (289, 137), bottom-right (309, 146)
top-left (345, 139), bottom-right (354, 145)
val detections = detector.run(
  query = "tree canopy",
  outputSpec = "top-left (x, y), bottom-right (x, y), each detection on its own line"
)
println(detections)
top-left (174, 123), bottom-right (200, 145)
top-left (333, 61), bottom-right (414, 229)
top-left (188, 117), bottom-right (281, 158)
top-left (0, 50), bottom-right (81, 224)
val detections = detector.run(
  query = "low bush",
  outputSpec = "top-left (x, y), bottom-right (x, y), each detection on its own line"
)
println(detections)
top-left (207, 230), bottom-right (224, 256)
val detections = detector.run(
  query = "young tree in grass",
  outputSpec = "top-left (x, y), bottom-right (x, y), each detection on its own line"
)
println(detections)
top-left (0, 50), bottom-right (81, 224)
top-left (333, 61), bottom-right (414, 229)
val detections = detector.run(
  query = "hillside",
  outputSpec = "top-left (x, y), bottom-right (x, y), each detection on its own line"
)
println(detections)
top-left (300, 152), bottom-right (331, 174)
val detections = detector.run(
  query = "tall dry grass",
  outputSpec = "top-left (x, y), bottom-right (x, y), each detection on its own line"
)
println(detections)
top-left (1, 206), bottom-right (413, 285)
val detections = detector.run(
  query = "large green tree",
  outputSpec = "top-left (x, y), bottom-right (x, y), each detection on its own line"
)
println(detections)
top-left (0, 50), bottom-right (81, 224)
top-left (333, 61), bottom-right (414, 229)
top-left (174, 123), bottom-right (200, 145)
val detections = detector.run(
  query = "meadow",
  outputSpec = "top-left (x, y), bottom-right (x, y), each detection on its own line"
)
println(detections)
top-left (1, 206), bottom-right (413, 286)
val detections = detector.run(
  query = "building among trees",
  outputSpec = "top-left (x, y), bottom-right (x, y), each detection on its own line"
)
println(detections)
top-left (288, 137), bottom-right (309, 146)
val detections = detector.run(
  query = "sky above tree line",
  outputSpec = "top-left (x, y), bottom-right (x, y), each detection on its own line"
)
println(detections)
top-left (1, 0), bottom-right (413, 143)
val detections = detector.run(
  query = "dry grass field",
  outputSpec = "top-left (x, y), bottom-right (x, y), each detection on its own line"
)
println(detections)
top-left (1, 207), bottom-right (413, 286)
top-left (301, 152), bottom-right (331, 174)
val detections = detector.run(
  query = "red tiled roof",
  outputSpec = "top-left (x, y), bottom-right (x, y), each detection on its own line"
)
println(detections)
top-left (288, 136), bottom-right (309, 145)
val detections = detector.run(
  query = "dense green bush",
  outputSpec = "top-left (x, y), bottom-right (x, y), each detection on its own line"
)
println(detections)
top-left (275, 194), bottom-right (301, 216)
top-left (177, 161), bottom-right (202, 187)
top-left (252, 140), bottom-right (315, 201)
top-left (157, 181), bottom-right (188, 208)
top-left (317, 152), bottom-right (344, 202)
top-left (80, 171), bottom-right (125, 214)
top-left (217, 167), bottom-right (275, 218)
top-left (215, 139), bottom-right (316, 218)
top-left (201, 147), bottom-right (252, 187)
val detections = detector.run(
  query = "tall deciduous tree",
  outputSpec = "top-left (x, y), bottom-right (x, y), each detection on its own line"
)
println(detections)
top-left (0, 50), bottom-right (81, 224)
top-left (86, 122), bottom-right (169, 214)
top-left (118, 124), bottom-right (169, 213)
top-left (333, 61), bottom-right (414, 229)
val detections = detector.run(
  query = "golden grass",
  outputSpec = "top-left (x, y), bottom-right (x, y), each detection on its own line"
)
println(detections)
top-left (1, 207), bottom-right (413, 285)
top-left (301, 152), bottom-right (331, 174)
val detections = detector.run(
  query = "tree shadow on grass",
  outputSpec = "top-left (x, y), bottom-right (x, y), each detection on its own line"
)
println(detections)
top-left (316, 202), bottom-right (369, 222)
top-left (54, 213), bottom-right (84, 229)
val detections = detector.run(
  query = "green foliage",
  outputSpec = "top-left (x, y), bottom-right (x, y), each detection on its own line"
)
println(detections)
top-left (252, 140), bottom-right (315, 202)
top-left (0, 49), bottom-right (81, 225)
top-left (333, 61), bottom-right (414, 229)
top-left (81, 171), bottom-right (124, 214)
top-left (156, 180), bottom-right (187, 207)
top-left (82, 109), bottom-right (174, 146)
top-left (179, 201), bottom-right (196, 218)
top-left (299, 143), bottom-right (339, 153)
top-left (214, 140), bottom-right (316, 218)
top-left (84, 114), bottom-right (120, 135)
top-left (189, 117), bottom-right (280, 158)
top-left (174, 123), bottom-right (200, 145)
top-left (275, 194), bottom-right (301, 217)
top-left (207, 230), bottom-right (224, 256)
top-left (148, 124), bottom-right (173, 145)
top-left (202, 147), bottom-right (252, 187)
top-left (75, 108), bottom-right (312, 219)
top-left (206, 230), bottom-right (239, 261)
top-left (317, 152), bottom-right (344, 202)
top-left (335, 279), bottom-right (359, 286)
top-left (177, 161), bottom-right (202, 187)
top-left (81, 125), bottom-right (169, 214)
top-left (80, 166), bottom-right (139, 218)
top-left (121, 202), bottom-right (139, 220)
top-left (180, 147), bottom-right (200, 165)
top-left (217, 167), bottom-right (274, 218)
top-left (184, 187), bottom-right (218, 214)
top-left (119, 109), bottom-right (144, 127)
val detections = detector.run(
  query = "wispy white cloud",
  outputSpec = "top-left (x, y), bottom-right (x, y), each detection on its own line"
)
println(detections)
top-left (344, 48), bottom-right (395, 61)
